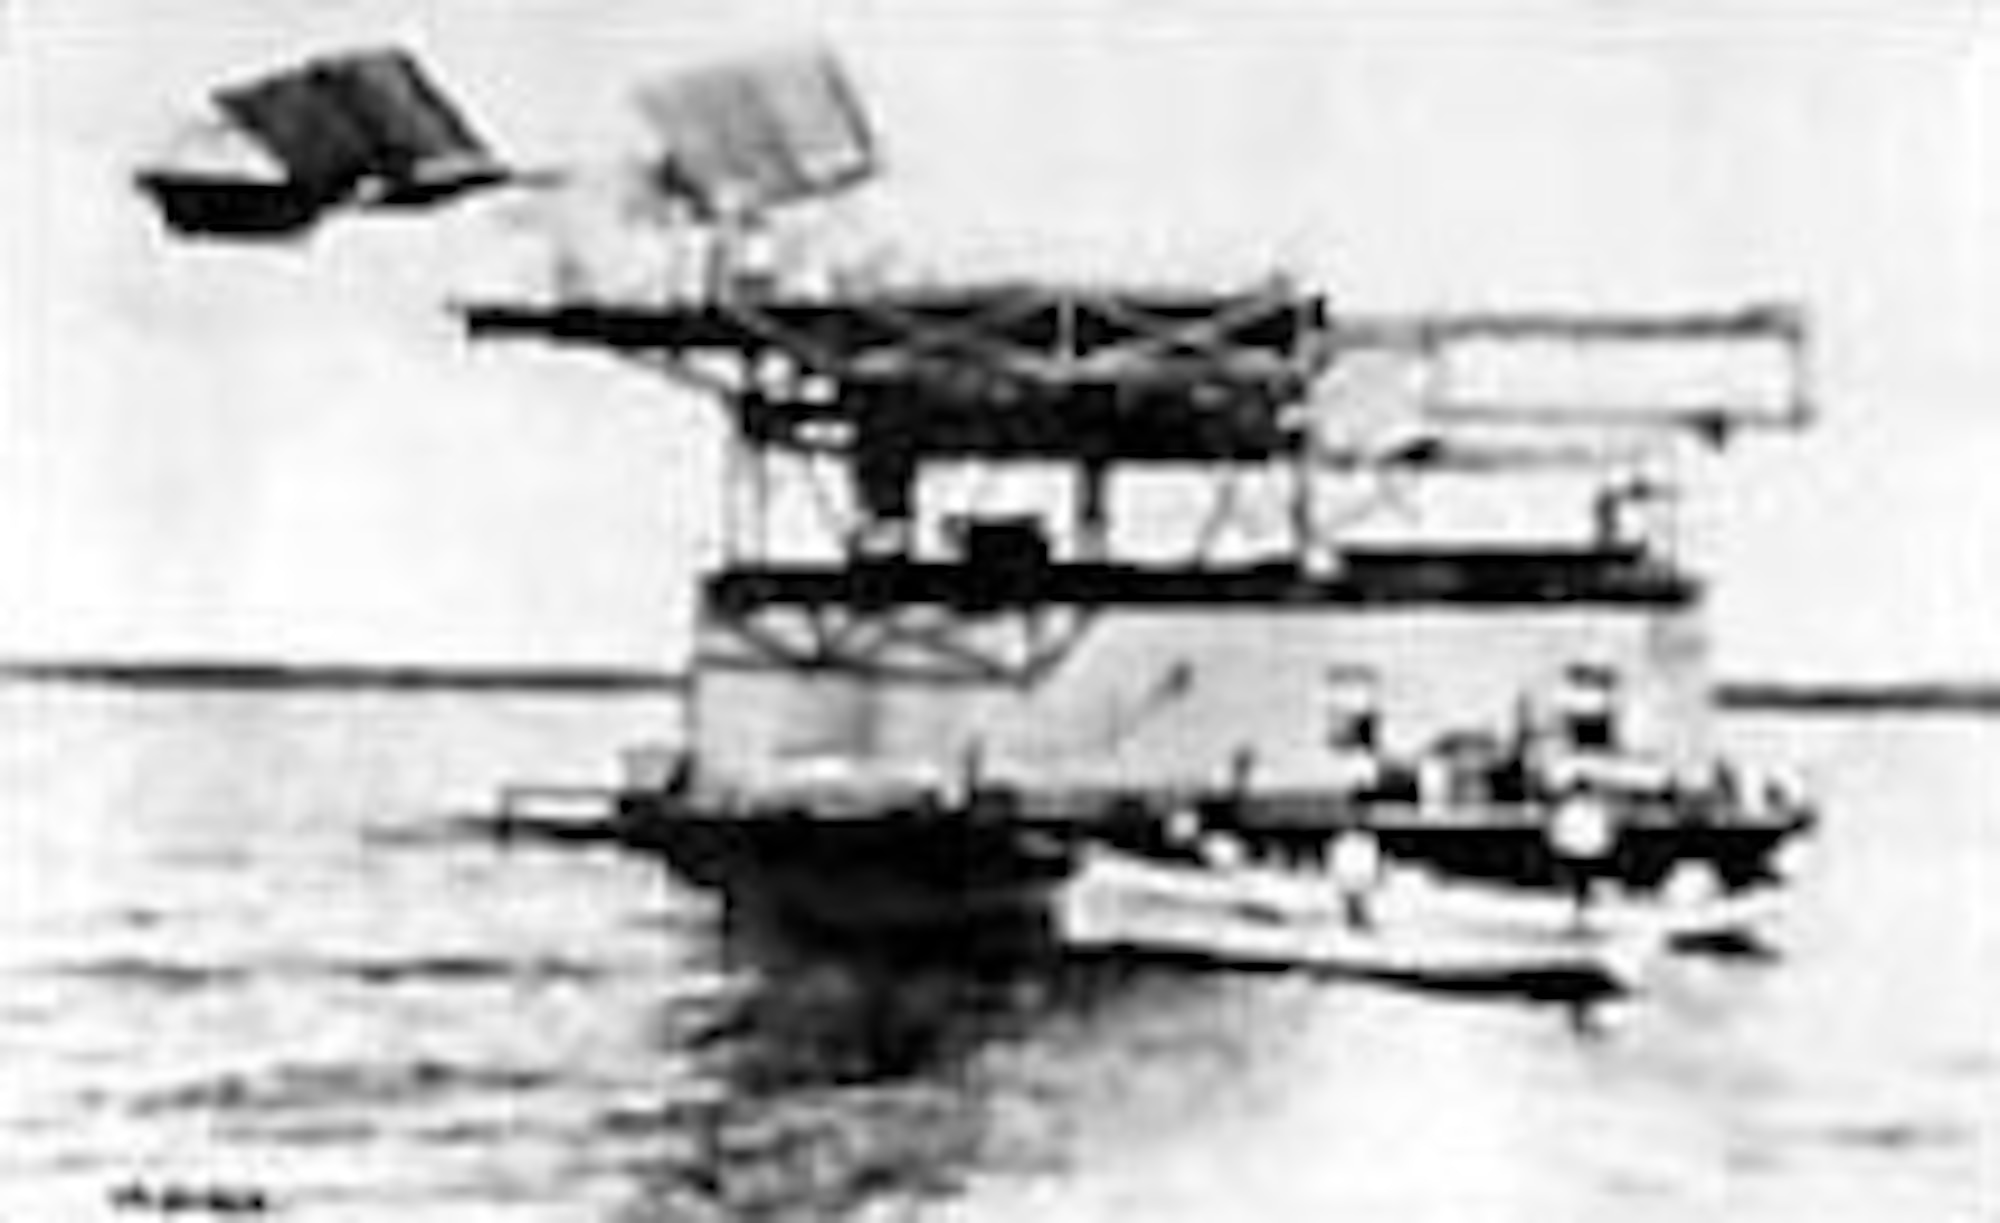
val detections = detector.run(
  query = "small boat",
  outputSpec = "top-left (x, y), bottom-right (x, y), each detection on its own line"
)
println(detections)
top-left (1061, 835), bottom-right (1792, 994)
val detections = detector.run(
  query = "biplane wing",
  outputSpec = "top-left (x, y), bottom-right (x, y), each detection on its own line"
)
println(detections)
top-left (633, 46), bottom-right (879, 216)
top-left (136, 47), bottom-right (509, 239)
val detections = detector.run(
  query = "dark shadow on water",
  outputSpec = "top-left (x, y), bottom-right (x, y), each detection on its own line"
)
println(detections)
top-left (603, 906), bottom-right (1263, 1221)
top-left (1058, 939), bottom-right (1630, 1006)
top-left (438, 824), bottom-right (1676, 1219)
top-left (667, 903), bottom-right (1238, 1097)
top-left (602, 898), bottom-right (1641, 1221)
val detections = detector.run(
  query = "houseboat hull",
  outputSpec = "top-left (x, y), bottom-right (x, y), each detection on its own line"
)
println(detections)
top-left (613, 792), bottom-right (1077, 943)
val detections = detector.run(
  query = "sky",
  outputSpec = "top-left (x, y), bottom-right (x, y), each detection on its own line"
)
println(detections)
top-left (1, 0), bottom-right (1996, 677)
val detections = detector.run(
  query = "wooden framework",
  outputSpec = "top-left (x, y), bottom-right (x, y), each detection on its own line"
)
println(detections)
top-left (462, 286), bottom-right (1810, 633)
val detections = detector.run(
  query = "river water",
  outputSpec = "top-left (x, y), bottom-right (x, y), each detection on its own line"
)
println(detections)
top-left (1, 682), bottom-right (1992, 1221)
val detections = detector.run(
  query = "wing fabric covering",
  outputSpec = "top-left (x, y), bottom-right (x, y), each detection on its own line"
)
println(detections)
top-left (137, 48), bottom-right (506, 239)
top-left (635, 47), bottom-right (878, 215)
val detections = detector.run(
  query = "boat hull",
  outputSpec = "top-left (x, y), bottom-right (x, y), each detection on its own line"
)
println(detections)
top-left (614, 793), bottom-right (1077, 943)
top-left (1061, 845), bottom-right (1787, 996)
top-left (1104, 818), bottom-right (1812, 894)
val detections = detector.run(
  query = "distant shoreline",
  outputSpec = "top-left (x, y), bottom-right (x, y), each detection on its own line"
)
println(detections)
top-left (0, 660), bottom-right (689, 694)
top-left (1713, 682), bottom-right (2000, 714)
top-left (2, 660), bottom-right (1995, 712)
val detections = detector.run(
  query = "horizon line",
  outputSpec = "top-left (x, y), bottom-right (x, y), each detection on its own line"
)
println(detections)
top-left (0, 658), bottom-right (690, 694)
top-left (5, 658), bottom-right (2000, 711)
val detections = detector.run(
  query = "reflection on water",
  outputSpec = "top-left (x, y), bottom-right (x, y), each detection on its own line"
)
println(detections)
top-left (0, 684), bottom-right (1993, 1221)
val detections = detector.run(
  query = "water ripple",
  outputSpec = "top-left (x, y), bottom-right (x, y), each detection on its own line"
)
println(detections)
top-left (2, 689), bottom-right (1991, 1222)
top-left (131, 1058), bottom-right (566, 1118)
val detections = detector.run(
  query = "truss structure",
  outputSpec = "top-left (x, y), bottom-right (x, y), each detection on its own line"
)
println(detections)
top-left (464, 282), bottom-right (1809, 680)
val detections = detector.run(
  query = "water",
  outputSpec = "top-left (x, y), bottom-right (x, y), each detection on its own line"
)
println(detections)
top-left (1, 683), bottom-right (1992, 1221)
